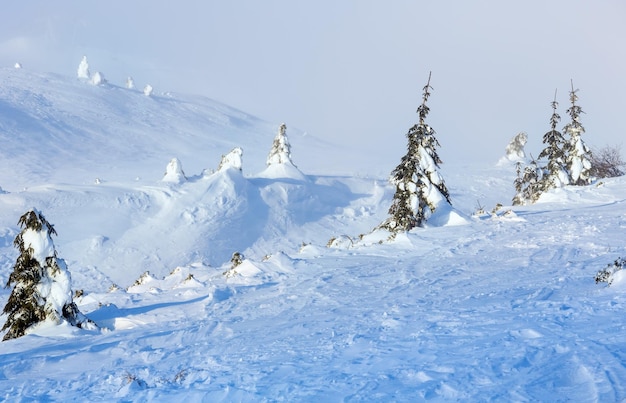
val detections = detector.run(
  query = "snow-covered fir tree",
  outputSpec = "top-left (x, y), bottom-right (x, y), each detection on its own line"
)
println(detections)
top-left (126, 76), bottom-right (135, 89)
top-left (258, 123), bottom-right (306, 180)
top-left (537, 90), bottom-right (569, 190)
top-left (218, 147), bottom-right (243, 172)
top-left (267, 123), bottom-right (296, 166)
top-left (144, 84), bottom-right (153, 97)
top-left (90, 71), bottom-right (106, 86)
top-left (504, 132), bottom-right (528, 162)
top-left (512, 158), bottom-right (543, 206)
top-left (563, 80), bottom-right (593, 185)
top-left (162, 157), bottom-right (187, 183)
top-left (1, 210), bottom-right (96, 341)
top-left (77, 56), bottom-right (90, 80)
top-left (379, 72), bottom-right (451, 232)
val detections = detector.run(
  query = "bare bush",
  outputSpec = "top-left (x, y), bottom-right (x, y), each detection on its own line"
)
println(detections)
top-left (591, 145), bottom-right (625, 178)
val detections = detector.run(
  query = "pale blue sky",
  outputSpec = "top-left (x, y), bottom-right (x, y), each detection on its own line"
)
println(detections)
top-left (1, 1), bottom-right (625, 166)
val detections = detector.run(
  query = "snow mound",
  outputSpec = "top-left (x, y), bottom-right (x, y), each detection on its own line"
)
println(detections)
top-left (256, 162), bottom-right (307, 181)
top-left (424, 203), bottom-right (470, 227)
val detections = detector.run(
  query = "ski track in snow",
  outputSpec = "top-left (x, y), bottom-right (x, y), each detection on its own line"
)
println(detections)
top-left (0, 69), bottom-right (625, 401)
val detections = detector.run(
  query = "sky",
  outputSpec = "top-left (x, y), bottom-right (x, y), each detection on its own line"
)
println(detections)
top-left (1, 1), bottom-right (625, 167)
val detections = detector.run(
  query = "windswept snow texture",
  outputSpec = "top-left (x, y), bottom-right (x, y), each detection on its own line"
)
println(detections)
top-left (0, 69), bottom-right (626, 401)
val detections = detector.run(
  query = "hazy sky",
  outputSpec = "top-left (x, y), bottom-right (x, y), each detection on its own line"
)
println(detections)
top-left (1, 1), bottom-right (625, 167)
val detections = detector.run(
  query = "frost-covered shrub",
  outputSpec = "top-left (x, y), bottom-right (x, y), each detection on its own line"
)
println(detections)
top-left (595, 257), bottom-right (626, 285)
top-left (327, 235), bottom-right (353, 249)
top-left (590, 145), bottom-right (625, 178)
top-left (1, 210), bottom-right (96, 341)
top-left (126, 76), bottom-right (135, 89)
top-left (143, 84), bottom-right (153, 96)
top-left (131, 271), bottom-right (153, 287)
top-left (231, 252), bottom-right (243, 268)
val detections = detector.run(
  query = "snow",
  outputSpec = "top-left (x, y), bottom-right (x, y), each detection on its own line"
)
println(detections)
top-left (77, 56), bottom-right (89, 80)
top-left (217, 147), bottom-right (243, 172)
top-left (0, 68), bottom-right (626, 401)
top-left (162, 158), bottom-right (186, 184)
top-left (20, 227), bottom-right (55, 266)
top-left (90, 71), bottom-right (106, 86)
top-left (37, 259), bottom-right (73, 323)
top-left (503, 131), bottom-right (528, 162)
top-left (257, 162), bottom-right (307, 181)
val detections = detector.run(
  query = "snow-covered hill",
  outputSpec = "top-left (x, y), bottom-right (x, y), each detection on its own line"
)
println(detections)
top-left (0, 68), bottom-right (345, 189)
top-left (1, 68), bottom-right (625, 401)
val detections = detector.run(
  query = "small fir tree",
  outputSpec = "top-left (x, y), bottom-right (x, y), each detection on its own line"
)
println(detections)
top-left (537, 89), bottom-right (569, 190)
top-left (379, 72), bottom-right (451, 232)
top-left (1, 210), bottom-right (95, 341)
top-left (90, 71), bottom-right (106, 86)
top-left (77, 56), bottom-right (90, 80)
top-left (267, 123), bottom-right (296, 166)
top-left (504, 132), bottom-right (528, 162)
top-left (218, 147), bottom-right (243, 172)
top-left (162, 157), bottom-right (187, 183)
top-left (224, 252), bottom-right (244, 277)
top-left (512, 158), bottom-right (543, 205)
top-left (563, 80), bottom-right (593, 185)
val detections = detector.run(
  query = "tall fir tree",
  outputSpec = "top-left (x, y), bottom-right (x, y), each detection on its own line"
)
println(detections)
top-left (379, 72), bottom-right (451, 233)
top-left (537, 89), bottom-right (569, 190)
top-left (1, 210), bottom-right (95, 341)
top-left (563, 80), bottom-right (593, 185)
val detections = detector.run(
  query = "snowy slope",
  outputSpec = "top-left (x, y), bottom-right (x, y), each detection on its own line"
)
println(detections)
top-left (0, 69), bottom-right (625, 401)
top-left (0, 68), bottom-right (341, 190)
